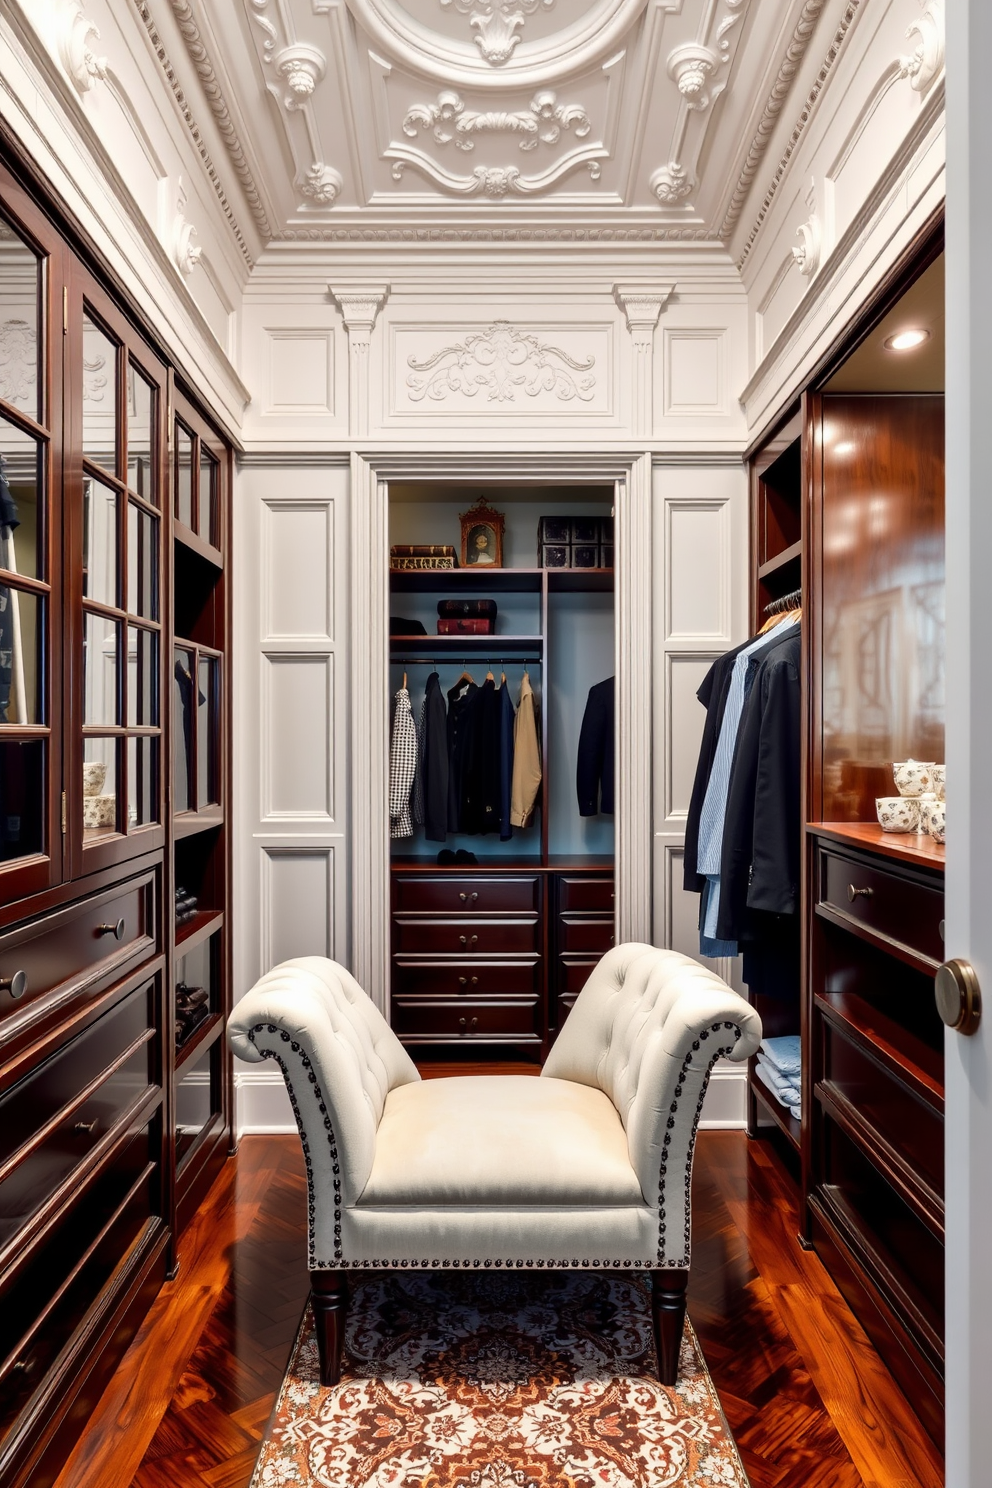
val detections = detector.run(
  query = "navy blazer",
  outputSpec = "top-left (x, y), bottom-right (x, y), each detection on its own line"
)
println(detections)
top-left (576, 676), bottom-right (615, 816)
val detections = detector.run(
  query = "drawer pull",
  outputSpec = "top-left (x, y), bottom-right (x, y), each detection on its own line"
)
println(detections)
top-left (459, 934), bottom-right (478, 948)
top-left (458, 1016), bottom-right (479, 1034)
top-left (0, 969), bottom-right (27, 1000)
top-left (98, 918), bottom-right (126, 940)
top-left (459, 891), bottom-right (479, 905)
top-left (457, 976), bottom-right (479, 988)
top-left (847, 885), bottom-right (873, 902)
top-left (73, 1119), bottom-right (98, 1135)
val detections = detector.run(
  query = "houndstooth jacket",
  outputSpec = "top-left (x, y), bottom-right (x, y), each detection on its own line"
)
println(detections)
top-left (389, 687), bottom-right (418, 839)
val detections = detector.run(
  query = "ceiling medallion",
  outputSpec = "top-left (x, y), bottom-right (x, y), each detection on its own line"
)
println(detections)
top-left (439, 0), bottom-right (556, 67)
top-left (403, 89), bottom-right (590, 151)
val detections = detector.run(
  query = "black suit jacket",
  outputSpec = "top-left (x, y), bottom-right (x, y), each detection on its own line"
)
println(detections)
top-left (715, 630), bottom-right (801, 944)
top-left (682, 639), bottom-right (752, 893)
top-left (421, 671), bottom-right (449, 842)
top-left (576, 676), bottom-right (614, 816)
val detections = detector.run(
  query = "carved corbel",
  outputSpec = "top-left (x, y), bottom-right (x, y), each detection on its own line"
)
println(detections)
top-left (666, 44), bottom-right (720, 110)
top-left (898, 0), bottom-right (944, 93)
top-left (57, 2), bottom-right (108, 95)
top-left (274, 44), bottom-right (327, 109)
top-left (650, 163), bottom-right (693, 206)
top-left (300, 164), bottom-right (343, 206)
top-left (172, 180), bottom-right (202, 277)
top-left (330, 285), bottom-right (390, 437)
top-left (791, 177), bottom-right (821, 279)
top-left (613, 283), bottom-right (675, 438)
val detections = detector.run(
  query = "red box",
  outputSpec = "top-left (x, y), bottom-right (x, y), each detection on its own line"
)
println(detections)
top-left (437, 617), bottom-right (495, 635)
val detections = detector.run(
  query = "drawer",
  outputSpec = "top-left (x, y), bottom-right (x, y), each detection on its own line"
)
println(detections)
top-left (558, 955), bottom-right (603, 997)
top-left (557, 876), bottom-right (614, 913)
top-left (818, 847), bottom-right (943, 965)
top-left (391, 997), bottom-right (540, 1042)
top-left (393, 875), bottom-right (540, 914)
top-left (558, 916), bottom-right (614, 954)
top-left (0, 873), bottom-right (156, 1056)
top-left (821, 1023), bottom-right (943, 1201)
top-left (393, 958), bottom-right (541, 999)
top-left (0, 980), bottom-right (157, 1256)
top-left (393, 916), bottom-right (539, 956)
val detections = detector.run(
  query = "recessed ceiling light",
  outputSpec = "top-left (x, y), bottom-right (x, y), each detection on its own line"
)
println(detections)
top-left (884, 328), bottom-right (931, 352)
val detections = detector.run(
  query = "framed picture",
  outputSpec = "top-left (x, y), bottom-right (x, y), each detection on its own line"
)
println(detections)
top-left (459, 498), bottom-right (505, 569)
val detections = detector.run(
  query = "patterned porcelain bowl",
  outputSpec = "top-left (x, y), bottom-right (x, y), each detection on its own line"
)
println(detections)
top-left (82, 793), bottom-right (115, 829)
top-left (893, 760), bottom-right (934, 797)
top-left (931, 764), bottom-right (946, 802)
top-left (82, 761), bottom-right (107, 797)
top-left (876, 796), bottom-right (920, 833)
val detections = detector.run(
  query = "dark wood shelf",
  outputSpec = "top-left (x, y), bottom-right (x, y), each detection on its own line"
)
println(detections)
top-left (811, 821), bottom-right (944, 871)
top-left (174, 1010), bottom-right (222, 1072)
top-left (757, 540), bottom-right (802, 580)
top-left (174, 522), bottom-right (223, 570)
top-left (815, 991), bottom-right (943, 1108)
top-left (173, 810), bottom-right (224, 841)
top-left (390, 635), bottom-right (543, 656)
top-left (750, 1070), bottom-right (801, 1150)
top-left (175, 908), bottom-right (224, 952)
top-left (390, 568), bottom-right (544, 593)
top-left (546, 568), bottom-right (614, 592)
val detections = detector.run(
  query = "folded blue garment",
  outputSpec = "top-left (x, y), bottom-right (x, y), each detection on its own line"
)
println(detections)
top-left (759, 1034), bottom-right (801, 1079)
top-left (756, 1054), bottom-right (801, 1106)
top-left (754, 1060), bottom-right (801, 1122)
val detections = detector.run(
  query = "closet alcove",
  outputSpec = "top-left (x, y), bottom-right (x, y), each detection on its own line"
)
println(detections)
top-left (387, 485), bottom-right (616, 1062)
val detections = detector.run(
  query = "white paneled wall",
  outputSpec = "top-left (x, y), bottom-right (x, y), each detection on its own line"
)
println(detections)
top-left (653, 463), bottom-right (750, 1126)
top-left (234, 459), bottom-right (351, 1133)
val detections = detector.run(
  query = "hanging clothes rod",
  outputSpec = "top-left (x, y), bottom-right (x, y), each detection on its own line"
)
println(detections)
top-left (391, 656), bottom-right (543, 667)
top-left (763, 587), bottom-right (802, 616)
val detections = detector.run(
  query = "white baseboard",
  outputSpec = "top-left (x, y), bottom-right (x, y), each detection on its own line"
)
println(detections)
top-left (235, 1060), bottom-right (749, 1136)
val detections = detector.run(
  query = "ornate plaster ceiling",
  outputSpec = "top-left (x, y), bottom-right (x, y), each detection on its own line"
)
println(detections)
top-left (152, 0), bottom-right (852, 245)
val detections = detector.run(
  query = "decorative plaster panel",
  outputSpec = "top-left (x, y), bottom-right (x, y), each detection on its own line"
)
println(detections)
top-left (261, 847), bottom-right (335, 966)
top-left (389, 319), bottom-right (613, 416)
top-left (264, 329), bottom-right (334, 415)
top-left (666, 499), bottom-right (731, 640)
top-left (663, 330), bottom-right (726, 416)
top-left (262, 654), bottom-right (334, 819)
top-left (263, 501), bottom-right (334, 640)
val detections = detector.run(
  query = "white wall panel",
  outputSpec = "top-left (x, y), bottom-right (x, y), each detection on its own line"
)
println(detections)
top-left (666, 654), bottom-right (713, 821)
top-left (261, 847), bottom-right (335, 966)
top-left (263, 501), bottom-right (333, 640)
top-left (666, 500), bottom-right (731, 642)
top-left (265, 329), bottom-right (334, 415)
top-left (664, 331), bottom-right (726, 416)
top-left (262, 655), bottom-right (333, 820)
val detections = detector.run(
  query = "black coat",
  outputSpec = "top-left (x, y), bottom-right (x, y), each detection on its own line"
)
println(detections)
top-left (715, 630), bottom-right (801, 945)
top-left (446, 677), bottom-right (478, 832)
top-left (421, 671), bottom-right (449, 842)
top-left (461, 678), bottom-right (502, 835)
top-left (576, 676), bottom-right (614, 816)
top-left (682, 639), bottom-right (752, 893)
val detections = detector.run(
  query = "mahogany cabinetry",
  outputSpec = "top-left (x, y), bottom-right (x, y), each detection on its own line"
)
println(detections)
top-left (0, 157), bottom-right (232, 1486)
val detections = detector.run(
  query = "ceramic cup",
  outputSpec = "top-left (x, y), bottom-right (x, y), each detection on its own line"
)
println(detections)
top-left (928, 800), bottom-right (946, 843)
top-left (82, 793), bottom-right (115, 829)
top-left (893, 759), bottom-right (934, 797)
top-left (918, 795), bottom-right (937, 834)
top-left (876, 796), bottom-right (920, 833)
top-left (82, 760), bottom-right (107, 797)
top-left (931, 764), bottom-right (946, 801)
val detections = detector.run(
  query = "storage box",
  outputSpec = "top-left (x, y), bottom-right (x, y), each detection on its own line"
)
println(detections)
top-left (437, 617), bottom-right (495, 635)
top-left (537, 515), bottom-right (614, 568)
top-left (437, 598), bottom-right (498, 619)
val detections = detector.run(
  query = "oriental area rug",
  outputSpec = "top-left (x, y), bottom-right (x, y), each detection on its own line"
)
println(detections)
top-left (249, 1270), bottom-right (750, 1488)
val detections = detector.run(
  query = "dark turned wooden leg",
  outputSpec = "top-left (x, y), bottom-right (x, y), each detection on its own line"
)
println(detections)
top-left (652, 1267), bottom-right (688, 1386)
top-left (310, 1269), bottom-right (347, 1386)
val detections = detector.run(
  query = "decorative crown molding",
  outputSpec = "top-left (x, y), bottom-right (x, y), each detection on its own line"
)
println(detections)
top-left (171, 179), bottom-right (202, 276)
top-left (57, 2), bottom-right (108, 95)
top-left (402, 89), bottom-right (590, 152)
top-left (650, 162), bottom-right (693, 205)
top-left (612, 283), bottom-right (675, 332)
top-left (405, 320), bottom-right (596, 404)
top-left (717, 0), bottom-right (830, 243)
top-left (898, 0), bottom-right (944, 93)
top-left (734, 0), bottom-right (864, 268)
top-left (440, 0), bottom-right (557, 67)
top-left (274, 43), bottom-right (327, 107)
top-left (278, 225), bottom-right (715, 242)
top-left (129, 0), bottom-right (257, 264)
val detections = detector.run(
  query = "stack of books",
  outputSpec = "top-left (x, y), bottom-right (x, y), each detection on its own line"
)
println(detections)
top-left (390, 544), bottom-right (457, 571)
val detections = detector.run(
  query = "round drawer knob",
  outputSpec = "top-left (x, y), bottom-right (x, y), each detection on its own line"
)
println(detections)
top-left (459, 891), bottom-right (478, 904)
top-left (847, 885), bottom-right (873, 902)
top-left (457, 976), bottom-right (479, 988)
top-left (98, 918), bottom-right (126, 940)
top-left (0, 970), bottom-right (27, 1000)
top-left (459, 934), bottom-right (478, 948)
top-left (935, 958), bottom-right (982, 1035)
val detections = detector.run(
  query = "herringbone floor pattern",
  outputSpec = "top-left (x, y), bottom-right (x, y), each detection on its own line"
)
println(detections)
top-left (54, 1129), bottom-right (944, 1488)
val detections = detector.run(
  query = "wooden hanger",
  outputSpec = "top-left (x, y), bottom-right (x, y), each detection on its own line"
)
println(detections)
top-left (402, 670), bottom-right (407, 690)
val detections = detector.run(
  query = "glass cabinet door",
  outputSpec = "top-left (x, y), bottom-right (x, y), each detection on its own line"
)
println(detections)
top-left (0, 178), bottom-right (64, 903)
top-left (68, 269), bottom-right (166, 876)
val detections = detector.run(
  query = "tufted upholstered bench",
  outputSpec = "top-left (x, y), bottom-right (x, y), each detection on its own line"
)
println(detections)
top-left (228, 942), bottom-right (760, 1387)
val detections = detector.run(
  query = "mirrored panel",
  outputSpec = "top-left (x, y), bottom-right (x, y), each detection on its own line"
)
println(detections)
top-left (127, 502), bottom-right (157, 620)
top-left (0, 212), bottom-right (40, 424)
top-left (0, 414), bottom-right (41, 583)
top-left (0, 587), bottom-right (41, 725)
top-left (127, 734), bottom-right (157, 827)
top-left (82, 315), bottom-right (118, 475)
top-left (0, 738), bottom-right (44, 861)
top-left (173, 647), bottom-right (194, 812)
top-left (126, 625), bottom-right (157, 727)
top-left (197, 655), bottom-right (218, 809)
top-left (199, 449), bottom-right (218, 547)
top-left (83, 612), bottom-right (120, 726)
top-left (127, 364), bottom-right (154, 500)
top-left (176, 423), bottom-right (193, 529)
top-left (82, 736), bottom-right (117, 839)
top-left (83, 475), bottom-right (118, 608)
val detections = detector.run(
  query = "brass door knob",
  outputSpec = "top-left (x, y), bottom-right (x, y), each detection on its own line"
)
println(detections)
top-left (935, 959), bottom-right (982, 1035)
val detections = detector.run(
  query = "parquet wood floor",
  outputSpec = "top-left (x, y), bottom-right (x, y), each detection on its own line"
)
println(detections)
top-left (54, 1127), bottom-right (944, 1488)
